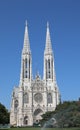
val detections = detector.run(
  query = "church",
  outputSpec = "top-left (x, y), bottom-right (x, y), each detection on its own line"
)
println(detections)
top-left (10, 21), bottom-right (60, 126)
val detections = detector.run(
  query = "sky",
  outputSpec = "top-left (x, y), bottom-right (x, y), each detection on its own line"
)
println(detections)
top-left (0, 0), bottom-right (80, 109)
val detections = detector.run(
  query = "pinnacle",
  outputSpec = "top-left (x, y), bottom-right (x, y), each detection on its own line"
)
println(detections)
top-left (25, 20), bottom-right (28, 26)
top-left (47, 21), bottom-right (49, 28)
top-left (23, 20), bottom-right (31, 54)
top-left (45, 22), bottom-right (52, 54)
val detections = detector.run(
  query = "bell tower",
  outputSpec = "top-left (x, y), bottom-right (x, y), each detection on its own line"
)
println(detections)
top-left (44, 22), bottom-right (56, 83)
top-left (19, 21), bottom-right (32, 86)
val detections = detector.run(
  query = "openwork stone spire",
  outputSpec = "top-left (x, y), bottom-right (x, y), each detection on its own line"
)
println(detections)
top-left (23, 20), bottom-right (31, 54)
top-left (45, 22), bottom-right (52, 54)
top-left (44, 22), bottom-right (57, 82)
top-left (19, 21), bottom-right (32, 86)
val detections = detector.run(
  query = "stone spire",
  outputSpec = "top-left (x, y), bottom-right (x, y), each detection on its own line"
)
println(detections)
top-left (22, 20), bottom-right (31, 54)
top-left (44, 22), bottom-right (56, 82)
top-left (45, 22), bottom-right (52, 54)
top-left (19, 21), bottom-right (32, 86)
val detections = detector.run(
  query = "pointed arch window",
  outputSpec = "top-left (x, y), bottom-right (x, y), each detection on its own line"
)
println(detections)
top-left (25, 70), bottom-right (28, 78)
top-left (48, 59), bottom-right (50, 78)
top-left (23, 93), bottom-right (29, 103)
top-left (45, 59), bottom-right (47, 79)
top-left (22, 59), bottom-right (24, 78)
top-left (48, 59), bottom-right (50, 69)
top-left (25, 59), bottom-right (28, 68)
top-left (51, 58), bottom-right (53, 79)
top-left (29, 58), bottom-right (30, 79)
top-left (14, 99), bottom-right (18, 110)
top-left (47, 93), bottom-right (52, 103)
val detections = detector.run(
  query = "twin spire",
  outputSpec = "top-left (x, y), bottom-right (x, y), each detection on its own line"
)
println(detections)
top-left (23, 21), bottom-right (53, 55)
top-left (45, 22), bottom-right (53, 54)
top-left (23, 20), bottom-right (31, 54)
top-left (19, 20), bottom-right (56, 85)
top-left (20, 21), bottom-right (56, 82)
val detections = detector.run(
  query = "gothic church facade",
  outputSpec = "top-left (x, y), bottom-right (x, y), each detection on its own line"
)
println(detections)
top-left (10, 22), bottom-right (60, 126)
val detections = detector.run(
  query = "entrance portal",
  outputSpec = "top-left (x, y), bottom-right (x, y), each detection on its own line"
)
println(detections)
top-left (24, 116), bottom-right (28, 125)
top-left (33, 108), bottom-right (43, 123)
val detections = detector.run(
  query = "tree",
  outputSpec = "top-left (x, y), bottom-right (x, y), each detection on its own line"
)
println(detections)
top-left (0, 103), bottom-right (10, 124)
top-left (40, 101), bottom-right (80, 127)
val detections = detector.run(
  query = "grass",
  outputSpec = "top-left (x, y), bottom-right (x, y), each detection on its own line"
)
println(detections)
top-left (0, 128), bottom-right (80, 130)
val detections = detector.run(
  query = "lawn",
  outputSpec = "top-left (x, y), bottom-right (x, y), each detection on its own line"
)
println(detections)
top-left (0, 128), bottom-right (80, 130)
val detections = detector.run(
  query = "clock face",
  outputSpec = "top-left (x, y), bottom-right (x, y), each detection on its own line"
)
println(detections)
top-left (34, 93), bottom-right (43, 103)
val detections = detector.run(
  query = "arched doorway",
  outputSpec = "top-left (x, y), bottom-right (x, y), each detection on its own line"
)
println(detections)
top-left (24, 116), bottom-right (28, 125)
top-left (33, 108), bottom-right (43, 123)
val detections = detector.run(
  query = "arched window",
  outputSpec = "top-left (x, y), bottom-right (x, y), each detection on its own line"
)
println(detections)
top-left (25, 70), bottom-right (28, 78)
top-left (23, 93), bottom-right (29, 103)
top-left (14, 100), bottom-right (18, 110)
top-left (25, 59), bottom-right (27, 68)
top-left (48, 59), bottom-right (50, 78)
top-left (51, 59), bottom-right (53, 79)
top-left (45, 59), bottom-right (47, 79)
top-left (47, 93), bottom-right (52, 103)
top-left (48, 59), bottom-right (50, 69)
top-left (25, 59), bottom-right (28, 78)
top-left (29, 58), bottom-right (30, 79)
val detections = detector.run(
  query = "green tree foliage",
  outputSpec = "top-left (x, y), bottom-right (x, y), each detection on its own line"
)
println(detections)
top-left (0, 103), bottom-right (10, 124)
top-left (40, 101), bottom-right (80, 127)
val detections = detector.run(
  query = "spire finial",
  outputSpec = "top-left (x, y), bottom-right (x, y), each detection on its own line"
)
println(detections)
top-left (45, 22), bottom-right (52, 54)
top-left (25, 20), bottom-right (28, 26)
top-left (47, 21), bottom-right (49, 28)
